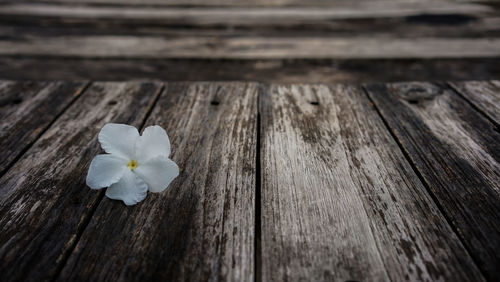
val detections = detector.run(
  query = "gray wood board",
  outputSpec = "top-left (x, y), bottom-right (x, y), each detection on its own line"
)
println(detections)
top-left (364, 82), bottom-right (500, 280)
top-left (2, 18), bottom-right (499, 40)
top-left (0, 80), bottom-right (87, 175)
top-left (0, 81), bottom-right (162, 282)
top-left (449, 80), bottom-right (500, 125)
top-left (0, 57), bottom-right (499, 83)
top-left (259, 84), bottom-right (483, 281)
top-left (58, 82), bottom-right (258, 281)
top-left (0, 35), bottom-right (499, 59)
top-left (0, 2), bottom-right (490, 18)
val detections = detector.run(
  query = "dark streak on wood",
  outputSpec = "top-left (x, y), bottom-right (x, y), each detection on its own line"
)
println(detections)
top-left (1, 13), bottom-right (499, 38)
top-left (57, 82), bottom-right (257, 282)
top-left (1, 57), bottom-right (500, 83)
top-left (364, 82), bottom-right (500, 281)
top-left (0, 81), bottom-right (162, 282)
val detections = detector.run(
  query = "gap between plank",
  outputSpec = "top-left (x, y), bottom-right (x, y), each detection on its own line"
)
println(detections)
top-left (446, 81), bottom-right (500, 128)
top-left (254, 84), bottom-right (263, 282)
top-left (50, 82), bottom-right (165, 282)
top-left (361, 85), bottom-right (489, 281)
top-left (0, 80), bottom-right (91, 179)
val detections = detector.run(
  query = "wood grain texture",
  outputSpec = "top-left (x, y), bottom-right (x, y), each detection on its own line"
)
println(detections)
top-left (0, 3), bottom-right (497, 40)
top-left (364, 82), bottom-right (500, 281)
top-left (449, 80), bottom-right (500, 125)
top-left (1, 57), bottom-right (500, 83)
top-left (0, 0), bottom-right (455, 7)
top-left (0, 2), bottom-right (490, 23)
top-left (15, 0), bottom-right (497, 6)
top-left (58, 82), bottom-right (258, 281)
top-left (0, 81), bottom-right (162, 282)
top-left (2, 18), bottom-right (499, 40)
top-left (0, 35), bottom-right (499, 59)
top-left (0, 80), bottom-right (86, 175)
top-left (259, 84), bottom-right (483, 281)
top-left (0, 0), bottom-right (341, 5)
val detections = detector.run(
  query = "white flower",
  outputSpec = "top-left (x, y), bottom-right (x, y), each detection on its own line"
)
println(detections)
top-left (86, 123), bottom-right (179, 206)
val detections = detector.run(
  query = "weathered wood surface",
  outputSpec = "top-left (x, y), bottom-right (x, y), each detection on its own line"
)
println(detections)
top-left (0, 4), bottom-right (497, 39)
top-left (0, 82), bottom-right (162, 282)
top-left (449, 80), bottom-right (500, 125)
top-left (0, 2), bottom-right (490, 23)
top-left (0, 80), bottom-right (498, 281)
top-left (365, 82), bottom-right (500, 280)
top-left (1, 36), bottom-right (499, 59)
top-left (0, 0), bottom-right (487, 8)
top-left (0, 80), bottom-right (86, 176)
top-left (58, 83), bottom-right (258, 281)
top-left (259, 84), bottom-right (483, 281)
top-left (1, 58), bottom-right (499, 83)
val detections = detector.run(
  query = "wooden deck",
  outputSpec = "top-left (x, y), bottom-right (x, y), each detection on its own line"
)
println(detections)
top-left (1, 0), bottom-right (500, 280)
top-left (0, 80), bottom-right (498, 281)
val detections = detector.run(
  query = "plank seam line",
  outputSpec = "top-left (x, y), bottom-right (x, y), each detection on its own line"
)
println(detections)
top-left (360, 84), bottom-right (488, 281)
top-left (50, 82), bottom-right (166, 281)
top-left (446, 81), bottom-right (500, 128)
top-left (255, 83), bottom-right (263, 282)
top-left (0, 80), bottom-right (91, 179)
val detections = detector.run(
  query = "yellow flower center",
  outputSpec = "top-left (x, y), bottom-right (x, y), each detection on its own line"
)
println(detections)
top-left (127, 160), bottom-right (139, 171)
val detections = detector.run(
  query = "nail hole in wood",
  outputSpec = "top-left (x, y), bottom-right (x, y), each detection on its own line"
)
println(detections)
top-left (210, 100), bottom-right (220, 106)
top-left (408, 99), bottom-right (419, 105)
top-left (11, 98), bottom-right (23, 104)
top-left (108, 100), bottom-right (117, 105)
top-left (310, 101), bottom-right (319, 106)
top-left (405, 14), bottom-right (477, 26)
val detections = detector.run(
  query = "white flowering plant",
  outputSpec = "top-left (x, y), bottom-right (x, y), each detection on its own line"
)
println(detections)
top-left (86, 123), bottom-right (179, 205)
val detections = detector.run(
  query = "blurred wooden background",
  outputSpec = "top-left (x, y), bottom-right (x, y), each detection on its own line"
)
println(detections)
top-left (0, 0), bottom-right (499, 82)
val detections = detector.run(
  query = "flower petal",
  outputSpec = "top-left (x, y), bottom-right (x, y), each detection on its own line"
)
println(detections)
top-left (105, 169), bottom-right (148, 206)
top-left (98, 123), bottom-right (139, 159)
top-left (135, 125), bottom-right (171, 163)
top-left (86, 154), bottom-right (127, 189)
top-left (134, 156), bottom-right (179, 193)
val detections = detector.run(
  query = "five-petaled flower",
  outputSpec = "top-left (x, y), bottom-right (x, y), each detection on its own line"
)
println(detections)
top-left (86, 123), bottom-right (179, 205)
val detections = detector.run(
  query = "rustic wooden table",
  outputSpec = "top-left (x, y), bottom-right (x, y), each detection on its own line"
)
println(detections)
top-left (0, 80), bottom-right (498, 281)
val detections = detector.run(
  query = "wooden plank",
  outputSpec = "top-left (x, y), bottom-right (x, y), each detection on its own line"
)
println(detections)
top-left (0, 35), bottom-right (499, 59)
top-left (0, 0), bottom-right (496, 39)
top-left (1, 0), bottom-right (343, 6)
top-left (0, 2), bottom-right (491, 22)
top-left (0, 2), bottom-right (495, 40)
top-left (58, 83), bottom-right (257, 281)
top-left (0, 82), bottom-right (162, 282)
top-left (0, 57), bottom-right (499, 83)
top-left (0, 0), bottom-right (493, 8)
top-left (2, 14), bottom-right (498, 39)
top-left (259, 84), bottom-right (483, 281)
top-left (449, 80), bottom-right (500, 125)
top-left (0, 80), bottom-right (86, 175)
top-left (364, 82), bottom-right (500, 281)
